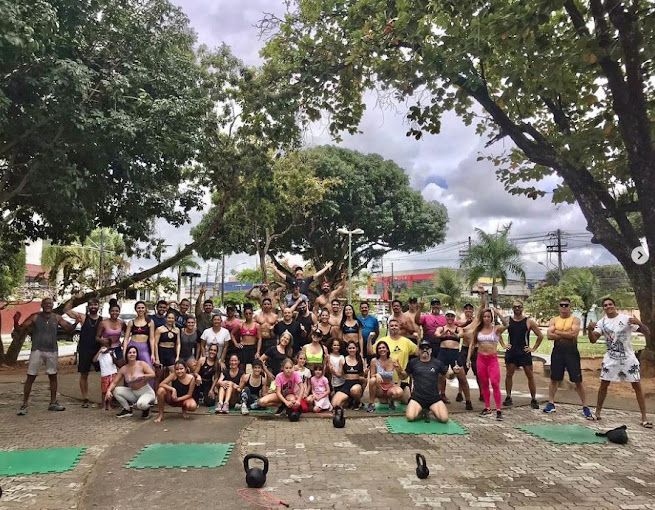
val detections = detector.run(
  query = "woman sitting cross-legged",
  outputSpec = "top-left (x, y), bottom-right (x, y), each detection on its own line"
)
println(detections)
top-left (154, 360), bottom-right (197, 423)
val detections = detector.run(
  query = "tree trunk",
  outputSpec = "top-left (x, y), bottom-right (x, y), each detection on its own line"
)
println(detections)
top-left (177, 267), bottom-right (182, 301)
top-left (582, 312), bottom-right (588, 330)
top-left (491, 279), bottom-right (498, 307)
top-left (258, 249), bottom-right (267, 283)
top-left (4, 329), bottom-right (28, 365)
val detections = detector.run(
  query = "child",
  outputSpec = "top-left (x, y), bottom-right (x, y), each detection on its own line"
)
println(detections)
top-left (238, 359), bottom-right (267, 415)
top-left (308, 364), bottom-right (332, 413)
top-left (294, 351), bottom-right (311, 381)
top-left (93, 338), bottom-right (118, 410)
top-left (273, 358), bottom-right (304, 414)
top-left (327, 339), bottom-right (345, 395)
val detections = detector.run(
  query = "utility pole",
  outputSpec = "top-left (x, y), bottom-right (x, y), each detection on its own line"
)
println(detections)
top-left (213, 264), bottom-right (219, 293)
top-left (98, 228), bottom-right (105, 289)
top-left (546, 229), bottom-right (567, 276)
top-left (220, 254), bottom-right (225, 305)
top-left (390, 262), bottom-right (395, 301)
top-left (458, 236), bottom-right (472, 260)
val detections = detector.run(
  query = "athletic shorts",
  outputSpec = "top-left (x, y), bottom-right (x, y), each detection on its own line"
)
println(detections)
top-left (505, 349), bottom-right (533, 368)
top-left (100, 374), bottom-right (115, 395)
top-left (158, 346), bottom-right (177, 367)
top-left (77, 347), bottom-right (98, 374)
top-left (410, 395), bottom-right (442, 410)
top-left (550, 342), bottom-right (582, 383)
top-left (336, 379), bottom-right (361, 396)
top-left (437, 347), bottom-right (460, 369)
top-left (458, 346), bottom-right (478, 376)
top-left (27, 350), bottom-right (58, 376)
top-left (239, 344), bottom-right (257, 365)
top-left (600, 353), bottom-right (641, 383)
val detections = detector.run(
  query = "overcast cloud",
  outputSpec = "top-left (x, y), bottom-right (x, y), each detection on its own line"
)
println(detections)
top-left (153, 0), bottom-right (618, 280)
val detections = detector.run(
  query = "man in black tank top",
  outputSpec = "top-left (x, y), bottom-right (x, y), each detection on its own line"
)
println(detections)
top-left (64, 297), bottom-right (102, 408)
top-left (504, 301), bottom-right (543, 409)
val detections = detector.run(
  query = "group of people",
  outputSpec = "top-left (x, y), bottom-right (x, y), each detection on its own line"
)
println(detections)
top-left (12, 262), bottom-right (652, 428)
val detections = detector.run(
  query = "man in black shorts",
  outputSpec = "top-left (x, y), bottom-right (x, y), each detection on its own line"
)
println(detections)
top-left (64, 297), bottom-right (102, 408)
top-left (503, 300), bottom-right (543, 409)
top-left (401, 340), bottom-right (449, 422)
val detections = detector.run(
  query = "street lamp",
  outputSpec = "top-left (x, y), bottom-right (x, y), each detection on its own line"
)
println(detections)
top-left (337, 227), bottom-right (365, 303)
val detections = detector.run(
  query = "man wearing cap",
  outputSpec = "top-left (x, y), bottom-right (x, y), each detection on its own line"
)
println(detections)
top-left (414, 298), bottom-right (447, 355)
top-left (436, 310), bottom-right (473, 409)
top-left (272, 261), bottom-right (334, 296)
top-left (504, 300), bottom-right (543, 409)
top-left (400, 340), bottom-right (449, 422)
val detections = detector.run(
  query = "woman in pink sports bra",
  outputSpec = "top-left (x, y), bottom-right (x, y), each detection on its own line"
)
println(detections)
top-left (466, 308), bottom-right (507, 421)
top-left (233, 306), bottom-right (261, 369)
top-left (97, 303), bottom-right (125, 365)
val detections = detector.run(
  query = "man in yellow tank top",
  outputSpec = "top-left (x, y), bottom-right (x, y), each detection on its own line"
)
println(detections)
top-left (544, 297), bottom-right (593, 418)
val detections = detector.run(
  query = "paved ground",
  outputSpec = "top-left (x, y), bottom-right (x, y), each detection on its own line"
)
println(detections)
top-left (0, 362), bottom-right (654, 510)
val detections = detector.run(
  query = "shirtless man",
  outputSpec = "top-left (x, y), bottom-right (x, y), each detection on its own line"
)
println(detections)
top-left (391, 300), bottom-right (417, 342)
top-left (313, 279), bottom-right (346, 314)
top-left (255, 297), bottom-right (279, 353)
top-left (456, 302), bottom-right (483, 402)
top-left (272, 261), bottom-right (334, 295)
top-left (404, 297), bottom-right (422, 342)
top-left (245, 283), bottom-right (282, 309)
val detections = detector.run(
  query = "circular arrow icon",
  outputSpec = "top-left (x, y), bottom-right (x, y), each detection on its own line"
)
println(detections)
top-left (631, 246), bottom-right (650, 265)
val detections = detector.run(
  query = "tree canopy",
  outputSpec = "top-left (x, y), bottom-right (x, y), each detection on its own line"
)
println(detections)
top-left (260, 0), bottom-right (655, 353)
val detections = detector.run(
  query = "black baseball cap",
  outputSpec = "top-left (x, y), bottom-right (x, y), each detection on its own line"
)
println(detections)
top-left (419, 340), bottom-right (431, 349)
top-left (430, 298), bottom-right (441, 305)
top-left (463, 303), bottom-right (474, 309)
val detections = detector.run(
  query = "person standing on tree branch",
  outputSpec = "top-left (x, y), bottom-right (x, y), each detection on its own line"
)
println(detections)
top-left (15, 297), bottom-right (79, 415)
top-left (272, 260), bottom-right (334, 297)
top-left (587, 297), bottom-right (652, 428)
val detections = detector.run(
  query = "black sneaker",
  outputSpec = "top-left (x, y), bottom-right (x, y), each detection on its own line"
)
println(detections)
top-left (479, 408), bottom-right (492, 417)
top-left (274, 405), bottom-right (286, 416)
top-left (530, 399), bottom-right (539, 410)
top-left (455, 393), bottom-right (463, 402)
top-left (141, 408), bottom-right (150, 419)
top-left (116, 409), bottom-right (133, 418)
top-left (503, 396), bottom-right (513, 407)
top-left (388, 400), bottom-right (396, 411)
top-left (496, 410), bottom-right (503, 421)
top-left (465, 401), bottom-right (473, 411)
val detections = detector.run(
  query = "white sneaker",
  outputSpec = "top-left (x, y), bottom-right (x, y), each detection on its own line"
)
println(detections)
top-left (241, 404), bottom-right (249, 415)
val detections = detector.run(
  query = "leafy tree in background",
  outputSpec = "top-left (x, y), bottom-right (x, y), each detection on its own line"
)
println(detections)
top-left (561, 268), bottom-right (599, 328)
top-left (269, 146), bottom-right (448, 283)
top-left (259, 0), bottom-right (655, 358)
top-left (433, 268), bottom-right (463, 307)
top-left (460, 224), bottom-right (525, 306)
top-left (527, 284), bottom-right (583, 323)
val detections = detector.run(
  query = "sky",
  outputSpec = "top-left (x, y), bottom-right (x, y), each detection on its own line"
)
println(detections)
top-left (149, 0), bottom-right (618, 281)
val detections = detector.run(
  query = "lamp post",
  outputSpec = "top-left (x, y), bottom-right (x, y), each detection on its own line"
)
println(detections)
top-left (337, 227), bottom-right (365, 303)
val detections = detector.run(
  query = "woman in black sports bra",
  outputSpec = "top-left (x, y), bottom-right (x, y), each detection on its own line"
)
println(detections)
top-left (154, 312), bottom-right (180, 370)
top-left (340, 304), bottom-right (363, 356)
top-left (316, 309), bottom-right (336, 351)
top-left (155, 360), bottom-right (197, 423)
top-left (331, 340), bottom-right (366, 410)
top-left (237, 359), bottom-right (268, 415)
top-left (192, 343), bottom-right (219, 407)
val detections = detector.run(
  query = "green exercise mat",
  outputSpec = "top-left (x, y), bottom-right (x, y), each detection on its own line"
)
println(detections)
top-left (516, 424), bottom-right (607, 444)
top-left (385, 417), bottom-right (467, 435)
top-left (126, 442), bottom-right (234, 469)
top-left (0, 447), bottom-right (86, 476)
top-left (374, 402), bottom-right (407, 414)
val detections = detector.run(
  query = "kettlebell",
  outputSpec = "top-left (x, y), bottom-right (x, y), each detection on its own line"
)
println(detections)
top-left (332, 406), bottom-right (346, 428)
top-left (287, 407), bottom-right (301, 422)
top-left (415, 453), bottom-right (429, 479)
top-left (244, 453), bottom-right (269, 488)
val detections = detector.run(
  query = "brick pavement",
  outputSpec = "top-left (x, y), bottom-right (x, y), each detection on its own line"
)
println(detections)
top-left (0, 369), bottom-right (654, 510)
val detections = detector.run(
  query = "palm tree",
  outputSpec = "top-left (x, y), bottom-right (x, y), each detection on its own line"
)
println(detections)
top-left (460, 224), bottom-right (525, 306)
top-left (42, 228), bottom-right (128, 293)
top-left (432, 268), bottom-right (462, 307)
top-left (169, 246), bottom-right (200, 300)
top-left (561, 268), bottom-right (599, 328)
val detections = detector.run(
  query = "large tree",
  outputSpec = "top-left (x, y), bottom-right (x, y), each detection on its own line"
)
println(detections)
top-left (260, 1), bottom-right (655, 360)
top-left (1, 0), bottom-right (208, 247)
top-left (269, 146), bottom-right (448, 282)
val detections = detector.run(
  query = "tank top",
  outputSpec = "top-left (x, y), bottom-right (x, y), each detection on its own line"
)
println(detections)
top-left (507, 317), bottom-right (529, 350)
top-left (304, 344), bottom-right (324, 365)
top-left (329, 354), bottom-right (345, 386)
top-left (199, 359), bottom-right (216, 384)
top-left (104, 322), bottom-right (122, 348)
top-left (31, 314), bottom-right (59, 352)
top-left (343, 356), bottom-right (363, 376)
top-left (79, 315), bottom-right (102, 350)
top-left (554, 316), bottom-right (574, 331)
top-left (222, 367), bottom-right (244, 385)
top-left (172, 377), bottom-right (191, 396)
top-left (180, 330), bottom-right (198, 359)
top-left (246, 374), bottom-right (264, 394)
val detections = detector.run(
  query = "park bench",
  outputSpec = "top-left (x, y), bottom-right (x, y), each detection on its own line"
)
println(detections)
top-left (531, 352), bottom-right (551, 377)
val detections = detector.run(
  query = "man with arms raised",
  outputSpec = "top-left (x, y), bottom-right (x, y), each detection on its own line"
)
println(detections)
top-left (245, 283), bottom-right (282, 309)
top-left (195, 286), bottom-right (215, 334)
top-left (313, 279), bottom-right (347, 313)
top-left (587, 297), bottom-right (652, 427)
top-left (272, 261), bottom-right (334, 296)
top-left (414, 298), bottom-right (447, 355)
top-left (64, 296), bottom-right (102, 408)
top-left (16, 297), bottom-right (78, 415)
top-left (544, 297), bottom-right (593, 418)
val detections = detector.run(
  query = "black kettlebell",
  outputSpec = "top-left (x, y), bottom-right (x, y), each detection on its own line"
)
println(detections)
top-left (415, 453), bottom-right (429, 479)
top-left (287, 407), bottom-right (301, 422)
top-left (244, 453), bottom-right (269, 488)
top-left (332, 406), bottom-right (346, 428)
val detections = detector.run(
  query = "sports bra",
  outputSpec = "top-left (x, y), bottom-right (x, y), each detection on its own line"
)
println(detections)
top-left (341, 321), bottom-right (360, 335)
top-left (477, 330), bottom-right (499, 344)
top-left (343, 357), bottom-right (363, 375)
top-left (131, 322), bottom-right (150, 337)
top-left (376, 361), bottom-right (394, 381)
top-left (158, 328), bottom-right (178, 346)
top-left (124, 365), bottom-right (146, 386)
top-left (199, 359), bottom-right (216, 383)
top-left (439, 327), bottom-right (460, 342)
top-left (246, 374), bottom-right (264, 394)
top-left (240, 323), bottom-right (258, 337)
top-left (304, 345), bottom-right (324, 365)
top-left (317, 325), bottom-right (332, 343)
